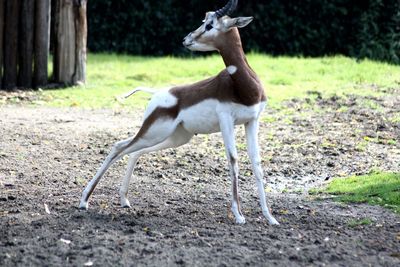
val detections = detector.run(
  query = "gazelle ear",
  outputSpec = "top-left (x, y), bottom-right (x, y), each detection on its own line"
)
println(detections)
top-left (223, 16), bottom-right (254, 30)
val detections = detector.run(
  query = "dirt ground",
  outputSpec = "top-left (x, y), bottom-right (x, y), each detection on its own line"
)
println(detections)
top-left (0, 92), bottom-right (399, 266)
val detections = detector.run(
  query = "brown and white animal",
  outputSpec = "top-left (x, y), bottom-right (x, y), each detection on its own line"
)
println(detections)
top-left (79, 0), bottom-right (279, 225)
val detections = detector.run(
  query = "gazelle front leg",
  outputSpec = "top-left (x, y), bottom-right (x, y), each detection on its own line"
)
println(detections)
top-left (245, 120), bottom-right (279, 225)
top-left (219, 113), bottom-right (245, 224)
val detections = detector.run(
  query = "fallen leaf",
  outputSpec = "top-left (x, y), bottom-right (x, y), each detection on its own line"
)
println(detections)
top-left (74, 177), bottom-right (86, 186)
top-left (309, 209), bottom-right (317, 216)
top-left (84, 261), bottom-right (94, 266)
top-left (60, 238), bottom-right (71, 245)
top-left (44, 204), bottom-right (51, 215)
top-left (227, 209), bottom-right (234, 220)
top-left (100, 201), bottom-right (108, 209)
top-left (264, 186), bottom-right (272, 193)
top-left (279, 209), bottom-right (289, 215)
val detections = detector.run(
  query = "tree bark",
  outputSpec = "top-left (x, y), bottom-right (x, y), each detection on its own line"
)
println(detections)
top-left (54, 0), bottom-right (86, 85)
top-left (52, 0), bottom-right (60, 81)
top-left (55, 0), bottom-right (75, 84)
top-left (34, 0), bottom-right (50, 88)
top-left (3, 0), bottom-right (20, 90)
top-left (0, 0), bottom-right (5, 89)
top-left (18, 0), bottom-right (35, 88)
top-left (73, 0), bottom-right (87, 84)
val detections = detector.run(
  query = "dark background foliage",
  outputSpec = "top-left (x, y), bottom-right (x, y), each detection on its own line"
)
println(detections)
top-left (87, 0), bottom-right (400, 63)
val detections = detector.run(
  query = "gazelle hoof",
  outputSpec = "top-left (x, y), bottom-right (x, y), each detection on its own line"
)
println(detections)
top-left (267, 217), bottom-right (280, 226)
top-left (235, 216), bottom-right (246, 224)
top-left (79, 201), bottom-right (89, 210)
top-left (121, 200), bottom-right (131, 208)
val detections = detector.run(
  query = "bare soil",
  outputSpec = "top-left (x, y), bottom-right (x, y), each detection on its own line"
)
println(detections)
top-left (0, 93), bottom-right (399, 266)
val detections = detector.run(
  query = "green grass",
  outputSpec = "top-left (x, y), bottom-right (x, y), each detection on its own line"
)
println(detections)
top-left (315, 172), bottom-right (400, 213)
top-left (347, 218), bottom-right (373, 228)
top-left (39, 53), bottom-right (400, 109)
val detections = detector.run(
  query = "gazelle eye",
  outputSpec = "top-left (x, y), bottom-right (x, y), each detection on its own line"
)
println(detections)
top-left (205, 24), bottom-right (213, 31)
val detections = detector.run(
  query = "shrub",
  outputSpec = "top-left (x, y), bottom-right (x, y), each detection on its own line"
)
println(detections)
top-left (87, 0), bottom-right (400, 63)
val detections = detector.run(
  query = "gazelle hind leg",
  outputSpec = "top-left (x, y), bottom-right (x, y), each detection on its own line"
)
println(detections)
top-left (119, 154), bottom-right (139, 208)
top-left (79, 137), bottom-right (133, 210)
top-left (79, 118), bottom-right (179, 210)
top-left (119, 125), bottom-right (193, 208)
top-left (219, 114), bottom-right (245, 224)
top-left (245, 120), bottom-right (279, 225)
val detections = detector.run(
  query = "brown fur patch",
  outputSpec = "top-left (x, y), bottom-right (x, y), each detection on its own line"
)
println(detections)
top-left (125, 106), bottom-right (179, 149)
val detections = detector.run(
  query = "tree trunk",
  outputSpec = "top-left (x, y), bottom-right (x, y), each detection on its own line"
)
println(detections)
top-left (52, 0), bottom-right (60, 81)
top-left (18, 0), bottom-right (35, 88)
top-left (54, 0), bottom-right (86, 85)
top-left (0, 0), bottom-right (5, 89)
top-left (34, 0), bottom-right (50, 88)
top-left (3, 0), bottom-right (19, 90)
top-left (55, 0), bottom-right (75, 84)
top-left (73, 0), bottom-right (87, 84)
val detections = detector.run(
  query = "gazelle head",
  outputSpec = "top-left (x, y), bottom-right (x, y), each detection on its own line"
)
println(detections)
top-left (183, 0), bottom-right (253, 52)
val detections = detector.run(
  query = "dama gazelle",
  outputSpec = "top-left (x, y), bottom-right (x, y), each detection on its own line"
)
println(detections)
top-left (79, 0), bottom-right (279, 225)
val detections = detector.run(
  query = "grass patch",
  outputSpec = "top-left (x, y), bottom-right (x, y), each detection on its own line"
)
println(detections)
top-left (33, 54), bottom-right (400, 109)
top-left (347, 218), bottom-right (373, 228)
top-left (315, 172), bottom-right (400, 213)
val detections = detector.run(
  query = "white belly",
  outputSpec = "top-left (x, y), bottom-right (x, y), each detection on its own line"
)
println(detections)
top-left (178, 100), bottom-right (265, 134)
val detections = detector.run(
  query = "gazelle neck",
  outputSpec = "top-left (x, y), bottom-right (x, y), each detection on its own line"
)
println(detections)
top-left (216, 27), bottom-right (265, 105)
top-left (217, 28), bottom-right (249, 70)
